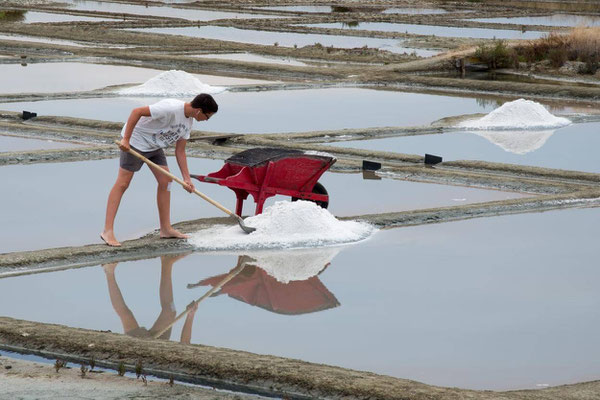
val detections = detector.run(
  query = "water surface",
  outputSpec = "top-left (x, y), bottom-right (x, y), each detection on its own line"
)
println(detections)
top-left (382, 8), bottom-right (448, 14)
top-left (0, 134), bottom-right (82, 152)
top-left (0, 62), bottom-right (274, 94)
top-left (18, 11), bottom-right (116, 23)
top-left (0, 33), bottom-right (135, 48)
top-left (0, 208), bottom-right (598, 390)
top-left (306, 22), bottom-right (548, 39)
top-left (0, 89), bottom-right (500, 132)
top-left (0, 157), bottom-right (524, 253)
top-left (333, 121), bottom-right (600, 173)
top-left (128, 26), bottom-right (440, 56)
top-left (192, 52), bottom-right (308, 67)
top-left (469, 14), bottom-right (600, 27)
top-left (61, 0), bottom-right (286, 20)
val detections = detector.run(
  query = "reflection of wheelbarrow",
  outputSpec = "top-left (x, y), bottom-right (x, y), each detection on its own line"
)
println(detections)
top-left (188, 257), bottom-right (340, 315)
top-left (191, 148), bottom-right (336, 215)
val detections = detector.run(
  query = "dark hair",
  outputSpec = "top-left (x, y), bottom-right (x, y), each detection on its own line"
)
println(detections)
top-left (191, 93), bottom-right (218, 114)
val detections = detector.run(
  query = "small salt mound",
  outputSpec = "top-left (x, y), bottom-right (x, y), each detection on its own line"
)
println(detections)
top-left (474, 129), bottom-right (555, 155)
top-left (188, 200), bottom-right (375, 251)
top-left (249, 247), bottom-right (341, 283)
top-left (116, 70), bottom-right (226, 96)
top-left (459, 99), bottom-right (571, 130)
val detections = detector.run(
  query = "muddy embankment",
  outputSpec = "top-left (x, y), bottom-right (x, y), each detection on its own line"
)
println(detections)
top-left (2, 316), bottom-right (600, 400)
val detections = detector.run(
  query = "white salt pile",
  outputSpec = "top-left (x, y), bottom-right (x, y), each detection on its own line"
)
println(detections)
top-left (187, 200), bottom-right (375, 251)
top-left (116, 70), bottom-right (226, 96)
top-left (474, 129), bottom-right (555, 155)
top-left (249, 247), bottom-right (341, 283)
top-left (459, 99), bottom-right (571, 130)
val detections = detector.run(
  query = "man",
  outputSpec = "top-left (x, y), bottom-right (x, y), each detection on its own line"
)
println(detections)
top-left (100, 93), bottom-right (218, 247)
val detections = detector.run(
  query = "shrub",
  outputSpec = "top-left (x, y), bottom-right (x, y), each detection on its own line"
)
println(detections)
top-left (515, 27), bottom-right (600, 74)
top-left (475, 40), bottom-right (516, 69)
top-left (548, 46), bottom-right (567, 68)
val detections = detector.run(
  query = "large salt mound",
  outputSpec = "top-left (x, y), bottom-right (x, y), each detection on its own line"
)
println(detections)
top-left (459, 99), bottom-right (571, 130)
top-left (116, 70), bottom-right (226, 96)
top-left (249, 247), bottom-right (341, 283)
top-left (187, 200), bottom-right (375, 251)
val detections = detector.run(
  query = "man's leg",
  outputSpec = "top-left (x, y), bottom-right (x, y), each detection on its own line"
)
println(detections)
top-left (101, 167), bottom-right (134, 246)
top-left (103, 263), bottom-right (140, 334)
top-left (151, 165), bottom-right (188, 239)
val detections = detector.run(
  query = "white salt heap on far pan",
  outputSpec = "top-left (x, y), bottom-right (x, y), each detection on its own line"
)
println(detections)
top-left (458, 99), bottom-right (571, 154)
top-left (187, 200), bottom-right (376, 251)
top-left (459, 99), bottom-right (571, 130)
top-left (117, 70), bottom-right (226, 96)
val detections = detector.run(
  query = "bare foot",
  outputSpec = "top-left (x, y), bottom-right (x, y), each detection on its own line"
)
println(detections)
top-left (159, 228), bottom-right (189, 239)
top-left (100, 231), bottom-right (121, 247)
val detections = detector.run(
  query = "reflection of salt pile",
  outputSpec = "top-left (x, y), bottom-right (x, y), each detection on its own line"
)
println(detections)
top-left (473, 130), bottom-right (555, 155)
top-left (188, 200), bottom-right (375, 251)
top-left (117, 70), bottom-right (226, 96)
top-left (459, 99), bottom-right (571, 130)
top-left (249, 247), bottom-right (341, 283)
top-left (459, 99), bottom-right (571, 154)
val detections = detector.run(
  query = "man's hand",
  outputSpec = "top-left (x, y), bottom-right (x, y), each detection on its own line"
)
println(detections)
top-left (183, 177), bottom-right (195, 193)
top-left (118, 138), bottom-right (131, 152)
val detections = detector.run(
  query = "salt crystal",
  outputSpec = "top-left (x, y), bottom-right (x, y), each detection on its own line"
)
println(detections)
top-left (459, 99), bottom-right (571, 130)
top-left (188, 200), bottom-right (375, 251)
top-left (116, 70), bottom-right (226, 96)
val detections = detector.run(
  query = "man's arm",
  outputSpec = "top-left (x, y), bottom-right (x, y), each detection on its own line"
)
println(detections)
top-left (119, 106), bottom-right (151, 151)
top-left (175, 139), bottom-right (194, 193)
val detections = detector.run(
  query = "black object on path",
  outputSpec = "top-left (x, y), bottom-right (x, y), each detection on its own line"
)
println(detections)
top-left (424, 154), bottom-right (443, 165)
top-left (362, 160), bottom-right (382, 171)
top-left (22, 111), bottom-right (37, 120)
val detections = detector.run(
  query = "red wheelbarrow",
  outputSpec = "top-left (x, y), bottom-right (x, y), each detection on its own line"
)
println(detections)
top-left (191, 148), bottom-right (336, 215)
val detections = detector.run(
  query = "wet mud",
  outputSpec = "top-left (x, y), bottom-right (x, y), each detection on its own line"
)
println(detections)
top-left (2, 316), bottom-right (600, 400)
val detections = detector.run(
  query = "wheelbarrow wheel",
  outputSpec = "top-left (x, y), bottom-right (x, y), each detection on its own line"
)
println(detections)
top-left (292, 182), bottom-right (328, 209)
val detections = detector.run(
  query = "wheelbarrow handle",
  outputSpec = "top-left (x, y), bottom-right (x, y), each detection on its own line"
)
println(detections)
top-left (114, 140), bottom-right (256, 233)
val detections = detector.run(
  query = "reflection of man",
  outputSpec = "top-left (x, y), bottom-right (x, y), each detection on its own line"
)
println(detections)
top-left (103, 253), bottom-right (196, 344)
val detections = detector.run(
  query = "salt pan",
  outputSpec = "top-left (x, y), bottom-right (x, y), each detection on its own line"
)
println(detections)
top-left (459, 99), bottom-right (571, 130)
top-left (116, 70), bottom-right (226, 96)
top-left (187, 200), bottom-right (375, 251)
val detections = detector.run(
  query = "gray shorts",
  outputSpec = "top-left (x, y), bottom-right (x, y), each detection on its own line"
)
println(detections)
top-left (120, 146), bottom-right (167, 172)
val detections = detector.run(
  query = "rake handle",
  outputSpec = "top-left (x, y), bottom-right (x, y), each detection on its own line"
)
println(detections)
top-left (115, 139), bottom-right (236, 218)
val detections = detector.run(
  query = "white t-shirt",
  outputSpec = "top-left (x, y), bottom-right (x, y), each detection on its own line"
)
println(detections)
top-left (121, 99), bottom-right (193, 152)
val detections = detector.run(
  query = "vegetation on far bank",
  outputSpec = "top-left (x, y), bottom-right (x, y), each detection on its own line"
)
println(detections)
top-left (474, 27), bottom-right (600, 75)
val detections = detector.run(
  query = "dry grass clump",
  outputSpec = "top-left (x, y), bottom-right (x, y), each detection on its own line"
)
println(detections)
top-left (516, 26), bottom-right (600, 73)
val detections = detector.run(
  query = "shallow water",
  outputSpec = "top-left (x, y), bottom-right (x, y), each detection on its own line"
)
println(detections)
top-left (469, 14), bottom-right (600, 27)
top-left (192, 52), bottom-right (308, 67)
top-left (0, 62), bottom-right (166, 94)
top-left (306, 22), bottom-right (548, 40)
top-left (0, 208), bottom-right (598, 390)
top-left (0, 62), bottom-right (275, 94)
top-left (0, 134), bottom-right (82, 152)
top-left (382, 8), bottom-right (448, 14)
top-left (0, 89), bottom-right (500, 132)
top-left (254, 5), bottom-right (334, 13)
top-left (0, 157), bottom-right (524, 253)
top-left (333, 121), bottom-right (600, 173)
top-left (0, 33), bottom-right (94, 48)
top-left (18, 11), bottom-right (116, 23)
top-left (59, 0), bottom-right (286, 20)
top-left (128, 26), bottom-right (440, 57)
